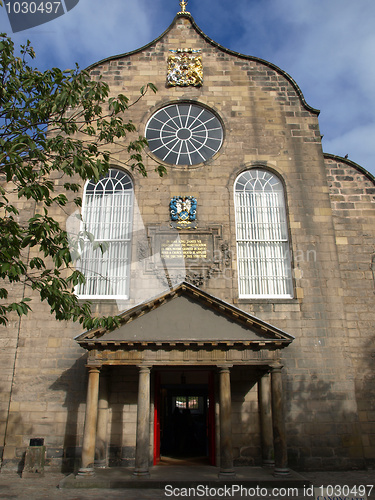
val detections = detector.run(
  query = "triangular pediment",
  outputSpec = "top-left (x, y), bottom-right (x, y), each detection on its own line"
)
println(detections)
top-left (76, 282), bottom-right (294, 350)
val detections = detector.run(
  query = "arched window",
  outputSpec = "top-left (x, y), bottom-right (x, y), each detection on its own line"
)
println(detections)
top-left (76, 169), bottom-right (133, 299)
top-left (234, 169), bottom-right (293, 298)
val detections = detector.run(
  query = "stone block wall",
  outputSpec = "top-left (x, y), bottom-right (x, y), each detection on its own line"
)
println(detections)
top-left (325, 155), bottom-right (375, 466)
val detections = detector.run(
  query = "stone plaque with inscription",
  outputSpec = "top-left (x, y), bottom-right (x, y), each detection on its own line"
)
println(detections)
top-left (146, 226), bottom-right (225, 287)
top-left (161, 235), bottom-right (209, 262)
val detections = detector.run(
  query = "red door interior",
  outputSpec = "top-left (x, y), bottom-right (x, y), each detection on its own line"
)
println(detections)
top-left (208, 371), bottom-right (216, 465)
top-left (153, 370), bottom-right (216, 465)
top-left (153, 372), bottom-right (161, 465)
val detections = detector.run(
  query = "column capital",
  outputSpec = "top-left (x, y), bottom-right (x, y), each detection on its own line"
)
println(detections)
top-left (217, 364), bottom-right (233, 372)
top-left (270, 363), bottom-right (283, 373)
top-left (137, 364), bottom-right (152, 373)
top-left (85, 365), bottom-right (102, 374)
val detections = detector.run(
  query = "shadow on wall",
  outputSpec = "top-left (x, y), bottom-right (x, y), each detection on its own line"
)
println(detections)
top-left (50, 362), bottom-right (139, 472)
top-left (354, 337), bottom-right (375, 468)
top-left (49, 354), bottom-right (88, 473)
top-left (107, 365), bottom-right (138, 468)
top-left (230, 367), bottom-right (261, 466)
top-left (285, 373), bottom-right (365, 470)
top-left (2, 355), bottom-right (139, 474)
top-left (0, 408), bottom-right (30, 474)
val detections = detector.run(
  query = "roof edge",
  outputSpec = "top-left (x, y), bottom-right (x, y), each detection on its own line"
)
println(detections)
top-left (84, 14), bottom-right (319, 116)
top-left (324, 153), bottom-right (375, 185)
top-left (187, 17), bottom-right (319, 116)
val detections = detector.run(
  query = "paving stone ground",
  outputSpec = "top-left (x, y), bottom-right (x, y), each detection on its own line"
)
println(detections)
top-left (0, 470), bottom-right (374, 500)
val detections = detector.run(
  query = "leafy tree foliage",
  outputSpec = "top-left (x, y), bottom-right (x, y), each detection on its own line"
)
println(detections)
top-left (0, 33), bottom-right (164, 328)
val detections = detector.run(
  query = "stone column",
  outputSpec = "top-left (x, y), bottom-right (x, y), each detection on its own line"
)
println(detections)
top-left (218, 366), bottom-right (235, 477)
top-left (259, 371), bottom-right (275, 467)
top-left (133, 365), bottom-right (151, 476)
top-left (78, 365), bottom-right (101, 476)
top-left (95, 370), bottom-right (109, 467)
top-left (271, 364), bottom-right (289, 476)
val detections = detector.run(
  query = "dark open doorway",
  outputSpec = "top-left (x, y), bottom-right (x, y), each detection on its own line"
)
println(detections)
top-left (154, 370), bottom-right (215, 465)
top-left (162, 387), bottom-right (208, 460)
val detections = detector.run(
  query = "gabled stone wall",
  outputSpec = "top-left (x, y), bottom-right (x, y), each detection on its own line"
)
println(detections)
top-left (325, 155), bottom-right (375, 466)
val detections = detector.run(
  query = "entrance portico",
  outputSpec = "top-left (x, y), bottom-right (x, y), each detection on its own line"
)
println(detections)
top-left (75, 282), bottom-right (293, 477)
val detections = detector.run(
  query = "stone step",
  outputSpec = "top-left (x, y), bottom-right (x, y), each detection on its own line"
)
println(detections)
top-left (59, 466), bottom-right (310, 490)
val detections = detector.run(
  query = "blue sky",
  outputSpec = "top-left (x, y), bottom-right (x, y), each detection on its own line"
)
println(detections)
top-left (1, 0), bottom-right (375, 176)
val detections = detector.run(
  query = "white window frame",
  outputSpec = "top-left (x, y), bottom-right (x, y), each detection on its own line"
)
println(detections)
top-left (76, 169), bottom-right (133, 300)
top-left (234, 169), bottom-right (293, 299)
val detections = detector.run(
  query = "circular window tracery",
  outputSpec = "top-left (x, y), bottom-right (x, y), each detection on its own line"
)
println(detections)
top-left (145, 103), bottom-right (223, 166)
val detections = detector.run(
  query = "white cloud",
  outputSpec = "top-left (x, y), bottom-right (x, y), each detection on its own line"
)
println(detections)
top-left (0, 0), bottom-right (158, 69)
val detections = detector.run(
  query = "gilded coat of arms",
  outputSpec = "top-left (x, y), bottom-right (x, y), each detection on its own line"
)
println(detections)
top-left (167, 49), bottom-right (203, 87)
top-left (170, 196), bottom-right (197, 229)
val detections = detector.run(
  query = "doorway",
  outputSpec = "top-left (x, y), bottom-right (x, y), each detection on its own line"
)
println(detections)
top-left (154, 370), bottom-right (215, 465)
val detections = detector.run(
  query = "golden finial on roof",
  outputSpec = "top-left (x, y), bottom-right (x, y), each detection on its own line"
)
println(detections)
top-left (178, 0), bottom-right (190, 15)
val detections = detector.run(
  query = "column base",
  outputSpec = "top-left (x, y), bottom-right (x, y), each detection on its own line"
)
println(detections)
top-left (133, 469), bottom-right (150, 477)
top-left (77, 467), bottom-right (95, 476)
top-left (274, 467), bottom-right (290, 477)
top-left (94, 459), bottom-right (108, 468)
top-left (218, 469), bottom-right (236, 479)
top-left (262, 459), bottom-right (275, 468)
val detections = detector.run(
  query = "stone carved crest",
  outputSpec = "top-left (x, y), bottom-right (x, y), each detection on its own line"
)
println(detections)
top-left (167, 49), bottom-right (203, 87)
top-left (170, 196), bottom-right (197, 229)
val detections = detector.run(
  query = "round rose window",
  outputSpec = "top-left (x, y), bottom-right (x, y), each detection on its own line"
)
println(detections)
top-left (145, 103), bottom-right (223, 166)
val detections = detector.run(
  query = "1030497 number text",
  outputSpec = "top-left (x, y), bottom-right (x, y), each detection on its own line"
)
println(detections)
top-left (5, 2), bottom-right (62, 14)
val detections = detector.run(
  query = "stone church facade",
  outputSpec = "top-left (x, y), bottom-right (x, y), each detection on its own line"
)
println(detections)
top-left (1, 6), bottom-right (374, 474)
